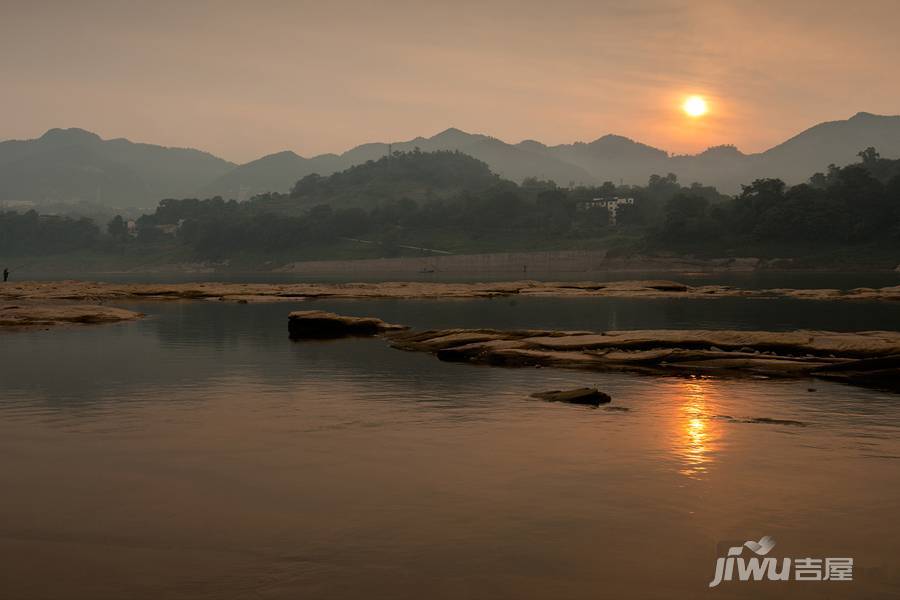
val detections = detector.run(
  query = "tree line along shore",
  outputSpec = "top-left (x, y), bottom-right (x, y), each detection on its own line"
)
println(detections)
top-left (2, 147), bottom-right (900, 272)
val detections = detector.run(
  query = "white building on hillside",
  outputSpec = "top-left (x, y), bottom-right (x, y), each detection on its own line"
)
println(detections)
top-left (576, 197), bottom-right (634, 225)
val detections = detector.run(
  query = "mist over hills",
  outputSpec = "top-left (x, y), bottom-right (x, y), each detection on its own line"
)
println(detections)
top-left (0, 128), bottom-right (233, 208)
top-left (3, 112), bottom-right (899, 209)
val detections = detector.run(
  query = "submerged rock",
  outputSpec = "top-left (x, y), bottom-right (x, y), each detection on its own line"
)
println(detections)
top-left (745, 417), bottom-right (806, 427)
top-left (531, 387), bottom-right (612, 406)
top-left (288, 310), bottom-right (407, 339)
top-left (713, 415), bottom-right (806, 427)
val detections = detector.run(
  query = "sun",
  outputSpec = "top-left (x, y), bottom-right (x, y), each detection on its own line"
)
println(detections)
top-left (682, 95), bottom-right (708, 118)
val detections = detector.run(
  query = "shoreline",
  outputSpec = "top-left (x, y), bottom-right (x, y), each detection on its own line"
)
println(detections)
top-left (9, 249), bottom-right (900, 278)
top-left (2, 279), bottom-right (900, 304)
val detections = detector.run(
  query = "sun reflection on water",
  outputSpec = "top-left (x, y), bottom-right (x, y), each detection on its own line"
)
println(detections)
top-left (672, 378), bottom-right (722, 479)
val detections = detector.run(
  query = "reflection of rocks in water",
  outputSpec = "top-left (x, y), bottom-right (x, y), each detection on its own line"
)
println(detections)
top-left (288, 310), bottom-right (407, 339)
top-left (810, 355), bottom-right (900, 391)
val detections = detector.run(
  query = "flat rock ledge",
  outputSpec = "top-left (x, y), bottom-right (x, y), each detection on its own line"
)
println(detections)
top-left (283, 308), bottom-right (900, 389)
top-left (388, 327), bottom-right (900, 389)
top-left (288, 310), bottom-right (407, 339)
top-left (0, 303), bottom-right (143, 329)
top-left (4, 279), bottom-right (900, 303)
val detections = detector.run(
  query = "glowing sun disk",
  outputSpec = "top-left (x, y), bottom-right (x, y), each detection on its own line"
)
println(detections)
top-left (683, 95), bottom-right (708, 117)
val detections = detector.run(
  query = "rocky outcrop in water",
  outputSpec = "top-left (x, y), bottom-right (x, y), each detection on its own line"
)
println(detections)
top-left (0, 303), bottom-right (143, 329)
top-left (288, 310), bottom-right (407, 339)
top-left (387, 327), bottom-right (900, 389)
top-left (531, 387), bottom-right (612, 406)
top-left (282, 307), bottom-right (900, 389)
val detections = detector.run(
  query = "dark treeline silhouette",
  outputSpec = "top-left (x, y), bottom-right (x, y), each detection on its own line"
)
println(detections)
top-left (0, 210), bottom-right (100, 256)
top-left (130, 151), bottom-right (724, 258)
top-left (1, 148), bottom-right (898, 262)
top-left (656, 148), bottom-right (900, 246)
top-left (284, 149), bottom-right (503, 207)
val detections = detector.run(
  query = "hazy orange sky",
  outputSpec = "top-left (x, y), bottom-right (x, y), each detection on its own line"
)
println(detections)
top-left (2, 0), bottom-right (898, 163)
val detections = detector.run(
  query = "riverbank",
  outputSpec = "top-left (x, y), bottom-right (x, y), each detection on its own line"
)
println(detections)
top-left (8, 247), bottom-right (900, 280)
top-left (3, 279), bottom-right (900, 303)
top-left (274, 251), bottom-right (768, 275)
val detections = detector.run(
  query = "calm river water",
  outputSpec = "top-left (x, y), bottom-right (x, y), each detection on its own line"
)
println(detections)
top-left (1, 295), bottom-right (899, 599)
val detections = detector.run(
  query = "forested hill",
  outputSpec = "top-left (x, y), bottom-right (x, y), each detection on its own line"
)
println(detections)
top-left (0, 128), bottom-right (234, 208)
top-left (3, 148), bottom-right (899, 270)
top-left (253, 149), bottom-right (502, 213)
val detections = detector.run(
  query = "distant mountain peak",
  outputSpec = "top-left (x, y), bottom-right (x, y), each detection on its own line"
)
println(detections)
top-left (698, 144), bottom-right (745, 157)
top-left (517, 139), bottom-right (548, 151)
top-left (1, 127), bottom-right (234, 208)
top-left (571, 134), bottom-right (668, 161)
top-left (589, 133), bottom-right (635, 144)
top-left (430, 127), bottom-right (476, 143)
top-left (584, 134), bottom-right (667, 154)
top-left (435, 126), bottom-right (467, 135)
top-left (261, 150), bottom-right (303, 160)
top-left (39, 127), bottom-right (102, 143)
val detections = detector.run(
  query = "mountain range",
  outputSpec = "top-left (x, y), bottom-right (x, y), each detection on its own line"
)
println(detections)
top-left (0, 128), bottom-right (233, 208)
top-left (2, 112), bottom-right (899, 209)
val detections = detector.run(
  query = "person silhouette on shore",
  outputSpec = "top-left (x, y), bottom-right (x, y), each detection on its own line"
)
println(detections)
top-left (2, 268), bottom-right (8, 282)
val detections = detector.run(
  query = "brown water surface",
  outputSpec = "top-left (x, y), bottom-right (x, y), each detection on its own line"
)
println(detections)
top-left (1, 298), bottom-right (898, 599)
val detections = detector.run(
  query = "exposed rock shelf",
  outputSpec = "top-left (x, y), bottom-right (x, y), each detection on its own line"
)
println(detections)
top-left (0, 303), bottom-right (143, 329)
top-left (3, 279), bottom-right (900, 303)
top-left (387, 327), bottom-right (900, 387)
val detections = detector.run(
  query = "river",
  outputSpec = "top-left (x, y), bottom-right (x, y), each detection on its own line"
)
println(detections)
top-left (1, 293), bottom-right (898, 598)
